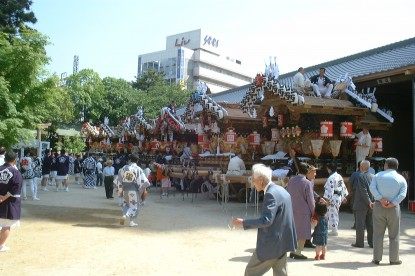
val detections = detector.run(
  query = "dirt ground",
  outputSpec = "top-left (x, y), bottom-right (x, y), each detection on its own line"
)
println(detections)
top-left (1, 178), bottom-right (414, 276)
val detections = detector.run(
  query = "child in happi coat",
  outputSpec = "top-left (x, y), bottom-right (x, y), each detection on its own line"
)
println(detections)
top-left (311, 200), bottom-right (328, 260)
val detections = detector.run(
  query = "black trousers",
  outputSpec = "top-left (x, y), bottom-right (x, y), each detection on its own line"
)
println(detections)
top-left (97, 173), bottom-right (103, 186)
top-left (104, 176), bottom-right (114, 198)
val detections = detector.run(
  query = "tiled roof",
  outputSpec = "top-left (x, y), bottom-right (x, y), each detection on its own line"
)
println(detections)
top-left (209, 84), bottom-right (250, 104)
top-left (278, 37), bottom-right (415, 87)
top-left (179, 37), bottom-right (415, 110)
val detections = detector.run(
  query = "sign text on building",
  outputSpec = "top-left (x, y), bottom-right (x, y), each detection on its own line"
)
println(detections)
top-left (175, 37), bottom-right (190, 47)
top-left (203, 35), bottom-right (219, 48)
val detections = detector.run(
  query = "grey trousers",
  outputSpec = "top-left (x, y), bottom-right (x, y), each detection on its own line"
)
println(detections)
top-left (245, 251), bottom-right (287, 276)
top-left (355, 208), bottom-right (373, 247)
top-left (372, 202), bottom-right (401, 262)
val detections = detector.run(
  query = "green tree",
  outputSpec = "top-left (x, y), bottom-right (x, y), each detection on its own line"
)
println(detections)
top-left (102, 77), bottom-right (142, 124)
top-left (56, 136), bottom-right (86, 154)
top-left (65, 69), bottom-right (106, 124)
top-left (0, 28), bottom-right (73, 148)
top-left (131, 69), bottom-right (165, 91)
top-left (132, 70), bottom-right (190, 119)
top-left (0, 0), bottom-right (37, 35)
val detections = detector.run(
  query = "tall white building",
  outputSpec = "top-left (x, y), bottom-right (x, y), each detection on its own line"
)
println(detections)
top-left (137, 29), bottom-right (252, 93)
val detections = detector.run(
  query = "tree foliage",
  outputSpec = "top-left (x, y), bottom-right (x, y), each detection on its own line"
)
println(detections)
top-left (101, 77), bottom-right (142, 124)
top-left (132, 70), bottom-right (191, 119)
top-left (131, 69), bottom-right (166, 91)
top-left (55, 136), bottom-right (86, 154)
top-left (0, 28), bottom-right (74, 148)
top-left (0, 0), bottom-right (37, 35)
top-left (65, 69), bottom-right (106, 124)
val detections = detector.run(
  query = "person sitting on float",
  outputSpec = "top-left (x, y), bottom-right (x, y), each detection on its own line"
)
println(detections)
top-left (310, 67), bottom-right (333, 98)
top-left (226, 152), bottom-right (246, 176)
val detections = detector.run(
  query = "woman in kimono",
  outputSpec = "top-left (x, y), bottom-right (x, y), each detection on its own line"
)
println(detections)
top-left (82, 154), bottom-right (97, 189)
top-left (323, 163), bottom-right (349, 236)
top-left (115, 154), bottom-right (150, 227)
top-left (0, 151), bottom-right (23, 252)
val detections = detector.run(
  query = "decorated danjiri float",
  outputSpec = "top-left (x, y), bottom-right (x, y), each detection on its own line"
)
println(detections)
top-left (238, 58), bottom-right (393, 195)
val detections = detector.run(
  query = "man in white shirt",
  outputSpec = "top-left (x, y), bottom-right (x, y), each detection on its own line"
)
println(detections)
top-left (226, 154), bottom-right (246, 176)
top-left (355, 128), bottom-right (372, 168)
top-left (292, 67), bottom-right (311, 95)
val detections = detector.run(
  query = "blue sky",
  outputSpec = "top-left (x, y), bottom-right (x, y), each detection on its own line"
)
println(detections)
top-left (32, 0), bottom-right (414, 82)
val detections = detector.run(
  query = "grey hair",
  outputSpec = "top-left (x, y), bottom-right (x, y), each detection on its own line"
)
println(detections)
top-left (252, 163), bottom-right (272, 183)
top-left (360, 160), bottom-right (370, 172)
top-left (385, 157), bottom-right (399, 170)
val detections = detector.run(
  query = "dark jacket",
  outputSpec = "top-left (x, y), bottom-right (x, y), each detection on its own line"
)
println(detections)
top-left (309, 75), bottom-right (332, 87)
top-left (243, 183), bottom-right (297, 261)
top-left (353, 172), bottom-right (374, 211)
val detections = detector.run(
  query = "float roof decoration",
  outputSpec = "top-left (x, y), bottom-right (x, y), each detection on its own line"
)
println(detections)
top-left (183, 80), bottom-right (228, 123)
top-left (81, 107), bottom-right (153, 139)
top-left (153, 107), bottom-right (185, 134)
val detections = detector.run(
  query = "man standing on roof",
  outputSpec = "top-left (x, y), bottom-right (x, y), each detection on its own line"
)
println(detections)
top-left (310, 67), bottom-right (333, 98)
top-left (292, 67), bottom-right (311, 95)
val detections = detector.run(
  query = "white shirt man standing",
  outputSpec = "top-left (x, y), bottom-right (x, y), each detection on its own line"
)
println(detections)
top-left (355, 128), bottom-right (372, 168)
top-left (292, 67), bottom-right (311, 94)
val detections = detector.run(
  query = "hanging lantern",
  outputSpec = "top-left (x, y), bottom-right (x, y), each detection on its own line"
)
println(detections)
top-left (277, 114), bottom-right (284, 127)
top-left (249, 131), bottom-right (261, 145)
top-left (320, 121), bottom-right (333, 138)
top-left (197, 134), bottom-right (207, 145)
top-left (310, 139), bottom-right (324, 158)
top-left (372, 137), bottom-right (383, 152)
top-left (225, 128), bottom-right (237, 144)
top-left (262, 116), bottom-right (268, 128)
top-left (340, 122), bottom-right (353, 138)
top-left (271, 128), bottom-right (279, 141)
top-left (329, 140), bottom-right (342, 158)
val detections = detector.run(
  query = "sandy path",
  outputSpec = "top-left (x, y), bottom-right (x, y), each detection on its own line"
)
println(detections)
top-left (1, 179), bottom-right (414, 276)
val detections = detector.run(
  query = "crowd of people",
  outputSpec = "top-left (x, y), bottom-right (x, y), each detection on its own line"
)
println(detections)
top-left (232, 157), bottom-right (407, 275)
top-left (0, 144), bottom-right (409, 276)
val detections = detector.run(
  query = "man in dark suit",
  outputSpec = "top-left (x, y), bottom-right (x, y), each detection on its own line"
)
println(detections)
top-left (352, 160), bottom-right (374, 248)
top-left (233, 164), bottom-right (297, 276)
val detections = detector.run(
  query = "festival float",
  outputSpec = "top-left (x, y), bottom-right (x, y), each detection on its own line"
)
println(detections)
top-left (239, 59), bottom-right (393, 192)
top-left (81, 107), bottom-right (153, 155)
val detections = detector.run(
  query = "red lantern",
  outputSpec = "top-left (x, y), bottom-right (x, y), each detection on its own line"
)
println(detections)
top-left (372, 137), bottom-right (383, 152)
top-left (249, 131), bottom-right (261, 145)
top-left (277, 114), bottom-right (284, 127)
top-left (197, 134), bottom-right (207, 145)
top-left (340, 122), bottom-right (353, 138)
top-left (262, 116), bottom-right (268, 128)
top-left (320, 121), bottom-right (333, 138)
top-left (225, 128), bottom-right (237, 144)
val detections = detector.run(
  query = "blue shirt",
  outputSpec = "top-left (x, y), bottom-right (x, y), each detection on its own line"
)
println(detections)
top-left (369, 169), bottom-right (407, 206)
